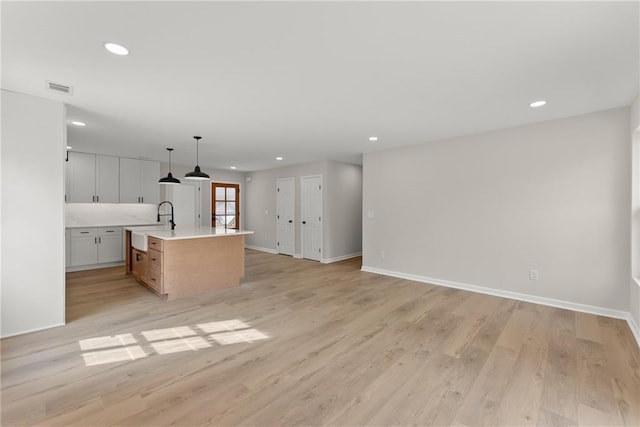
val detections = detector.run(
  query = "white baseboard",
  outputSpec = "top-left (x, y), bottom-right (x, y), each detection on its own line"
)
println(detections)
top-left (627, 314), bottom-right (640, 349)
top-left (361, 265), bottom-right (639, 348)
top-left (293, 253), bottom-right (303, 259)
top-left (321, 252), bottom-right (362, 264)
top-left (1, 322), bottom-right (66, 339)
top-left (245, 245), bottom-right (278, 255)
top-left (66, 261), bottom-right (124, 273)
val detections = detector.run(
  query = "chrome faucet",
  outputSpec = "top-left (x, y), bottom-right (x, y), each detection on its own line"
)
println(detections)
top-left (157, 201), bottom-right (175, 230)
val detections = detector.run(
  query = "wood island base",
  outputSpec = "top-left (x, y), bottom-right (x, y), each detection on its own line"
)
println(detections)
top-left (126, 230), bottom-right (246, 300)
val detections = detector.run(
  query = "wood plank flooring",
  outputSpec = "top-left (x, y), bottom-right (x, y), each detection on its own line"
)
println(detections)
top-left (1, 249), bottom-right (639, 426)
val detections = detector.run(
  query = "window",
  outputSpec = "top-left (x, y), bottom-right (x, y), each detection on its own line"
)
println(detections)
top-left (212, 183), bottom-right (239, 229)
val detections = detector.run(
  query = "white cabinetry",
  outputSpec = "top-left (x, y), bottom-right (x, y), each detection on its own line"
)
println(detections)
top-left (69, 227), bottom-right (123, 267)
top-left (119, 158), bottom-right (160, 204)
top-left (140, 160), bottom-right (160, 204)
top-left (70, 228), bottom-right (98, 266)
top-left (98, 228), bottom-right (123, 263)
top-left (67, 152), bottom-right (119, 203)
top-left (96, 156), bottom-right (120, 203)
top-left (68, 152), bottom-right (94, 203)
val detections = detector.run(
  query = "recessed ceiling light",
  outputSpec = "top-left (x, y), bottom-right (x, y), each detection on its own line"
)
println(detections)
top-left (66, 146), bottom-right (72, 150)
top-left (276, 156), bottom-right (283, 161)
top-left (104, 42), bottom-right (129, 56)
top-left (369, 136), bottom-right (379, 142)
top-left (529, 100), bottom-right (547, 108)
top-left (71, 121), bottom-right (86, 126)
top-left (230, 166), bottom-right (237, 170)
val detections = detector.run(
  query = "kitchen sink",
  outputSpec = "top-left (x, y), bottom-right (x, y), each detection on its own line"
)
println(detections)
top-left (131, 231), bottom-right (148, 251)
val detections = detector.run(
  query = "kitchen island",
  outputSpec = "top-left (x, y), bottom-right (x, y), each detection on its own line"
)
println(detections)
top-left (125, 226), bottom-right (254, 300)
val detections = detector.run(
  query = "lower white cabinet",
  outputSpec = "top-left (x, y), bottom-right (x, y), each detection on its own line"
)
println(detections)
top-left (98, 228), bottom-right (123, 263)
top-left (69, 227), bottom-right (123, 267)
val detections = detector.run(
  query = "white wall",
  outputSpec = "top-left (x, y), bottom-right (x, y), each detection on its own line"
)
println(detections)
top-left (244, 160), bottom-right (326, 254)
top-left (1, 90), bottom-right (65, 337)
top-left (630, 95), bottom-right (640, 336)
top-left (325, 161), bottom-right (363, 260)
top-left (159, 163), bottom-right (246, 229)
top-left (243, 159), bottom-right (362, 261)
top-left (363, 107), bottom-right (630, 312)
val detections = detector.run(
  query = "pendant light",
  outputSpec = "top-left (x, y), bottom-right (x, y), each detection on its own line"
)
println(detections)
top-left (185, 136), bottom-right (210, 180)
top-left (159, 148), bottom-right (181, 185)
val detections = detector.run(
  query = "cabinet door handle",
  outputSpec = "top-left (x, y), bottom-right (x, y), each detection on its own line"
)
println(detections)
top-left (80, 231), bottom-right (89, 234)
top-left (94, 237), bottom-right (97, 244)
top-left (96, 195), bottom-right (99, 202)
top-left (106, 230), bottom-right (114, 233)
top-left (92, 195), bottom-right (95, 202)
top-left (302, 221), bottom-right (306, 224)
top-left (99, 237), bottom-right (102, 244)
top-left (288, 220), bottom-right (293, 223)
top-left (141, 197), bottom-right (144, 203)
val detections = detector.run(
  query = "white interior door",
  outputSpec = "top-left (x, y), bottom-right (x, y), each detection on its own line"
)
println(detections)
top-left (277, 178), bottom-right (295, 256)
top-left (301, 175), bottom-right (322, 261)
top-left (166, 184), bottom-right (197, 228)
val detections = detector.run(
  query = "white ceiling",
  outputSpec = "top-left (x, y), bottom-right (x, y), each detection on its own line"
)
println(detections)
top-left (2, 1), bottom-right (638, 172)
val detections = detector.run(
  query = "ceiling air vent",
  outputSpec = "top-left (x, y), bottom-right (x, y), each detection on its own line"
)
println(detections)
top-left (45, 80), bottom-right (74, 95)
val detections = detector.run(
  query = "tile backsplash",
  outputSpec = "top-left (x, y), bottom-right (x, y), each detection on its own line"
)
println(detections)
top-left (65, 203), bottom-right (158, 227)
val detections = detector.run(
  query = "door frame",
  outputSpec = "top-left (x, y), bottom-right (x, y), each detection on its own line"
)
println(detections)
top-left (276, 177), bottom-right (295, 256)
top-left (211, 181), bottom-right (242, 229)
top-left (300, 174), bottom-right (323, 261)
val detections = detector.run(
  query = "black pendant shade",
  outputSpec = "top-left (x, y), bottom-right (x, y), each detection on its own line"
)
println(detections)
top-left (159, 148), bottom-right (181, 185)
top-left (185, 136), bottom-right (210, 180)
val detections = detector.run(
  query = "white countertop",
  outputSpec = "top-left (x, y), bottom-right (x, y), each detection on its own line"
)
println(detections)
top-left (125, 225), bottom-right (254, 241)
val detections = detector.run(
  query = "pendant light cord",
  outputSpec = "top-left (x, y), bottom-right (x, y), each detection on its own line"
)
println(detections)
top-left (194, 136), bottom-right (202, 167)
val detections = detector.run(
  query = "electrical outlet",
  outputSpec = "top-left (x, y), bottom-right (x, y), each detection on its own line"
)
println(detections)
top-left (379, 250), bottom-right (385, 259)
top-left (529, 269), bottom-right (539, 280)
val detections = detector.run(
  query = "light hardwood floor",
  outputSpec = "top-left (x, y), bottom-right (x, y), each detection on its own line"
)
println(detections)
top-left (2, 250), bottom-right (639, 426)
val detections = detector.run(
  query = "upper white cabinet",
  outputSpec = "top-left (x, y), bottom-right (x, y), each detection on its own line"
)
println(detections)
top-left (67, 152), bottom-right (119, 203)
top-left (68, 152), bottom-right (94, 203)
top-left (119, 158), bottom-right (160, 204)
top-left (140, 160), bottom-right (160, 205)
top-left (96, 155), bottom-right (120, 203)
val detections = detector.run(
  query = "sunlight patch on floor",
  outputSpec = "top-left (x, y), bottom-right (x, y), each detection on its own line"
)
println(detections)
top-left (82, 345), bottom-right (148, 366)
top-left (79, 333), bottom-right (137, 350)
top-left (151, 336), bottom-right (212, 354)
top-left (142, 326), bottom-right (197, 342)
top-left (78, 319), bottom-right (269, 366)
top-left (197, 319), bottom-right (250, 333)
